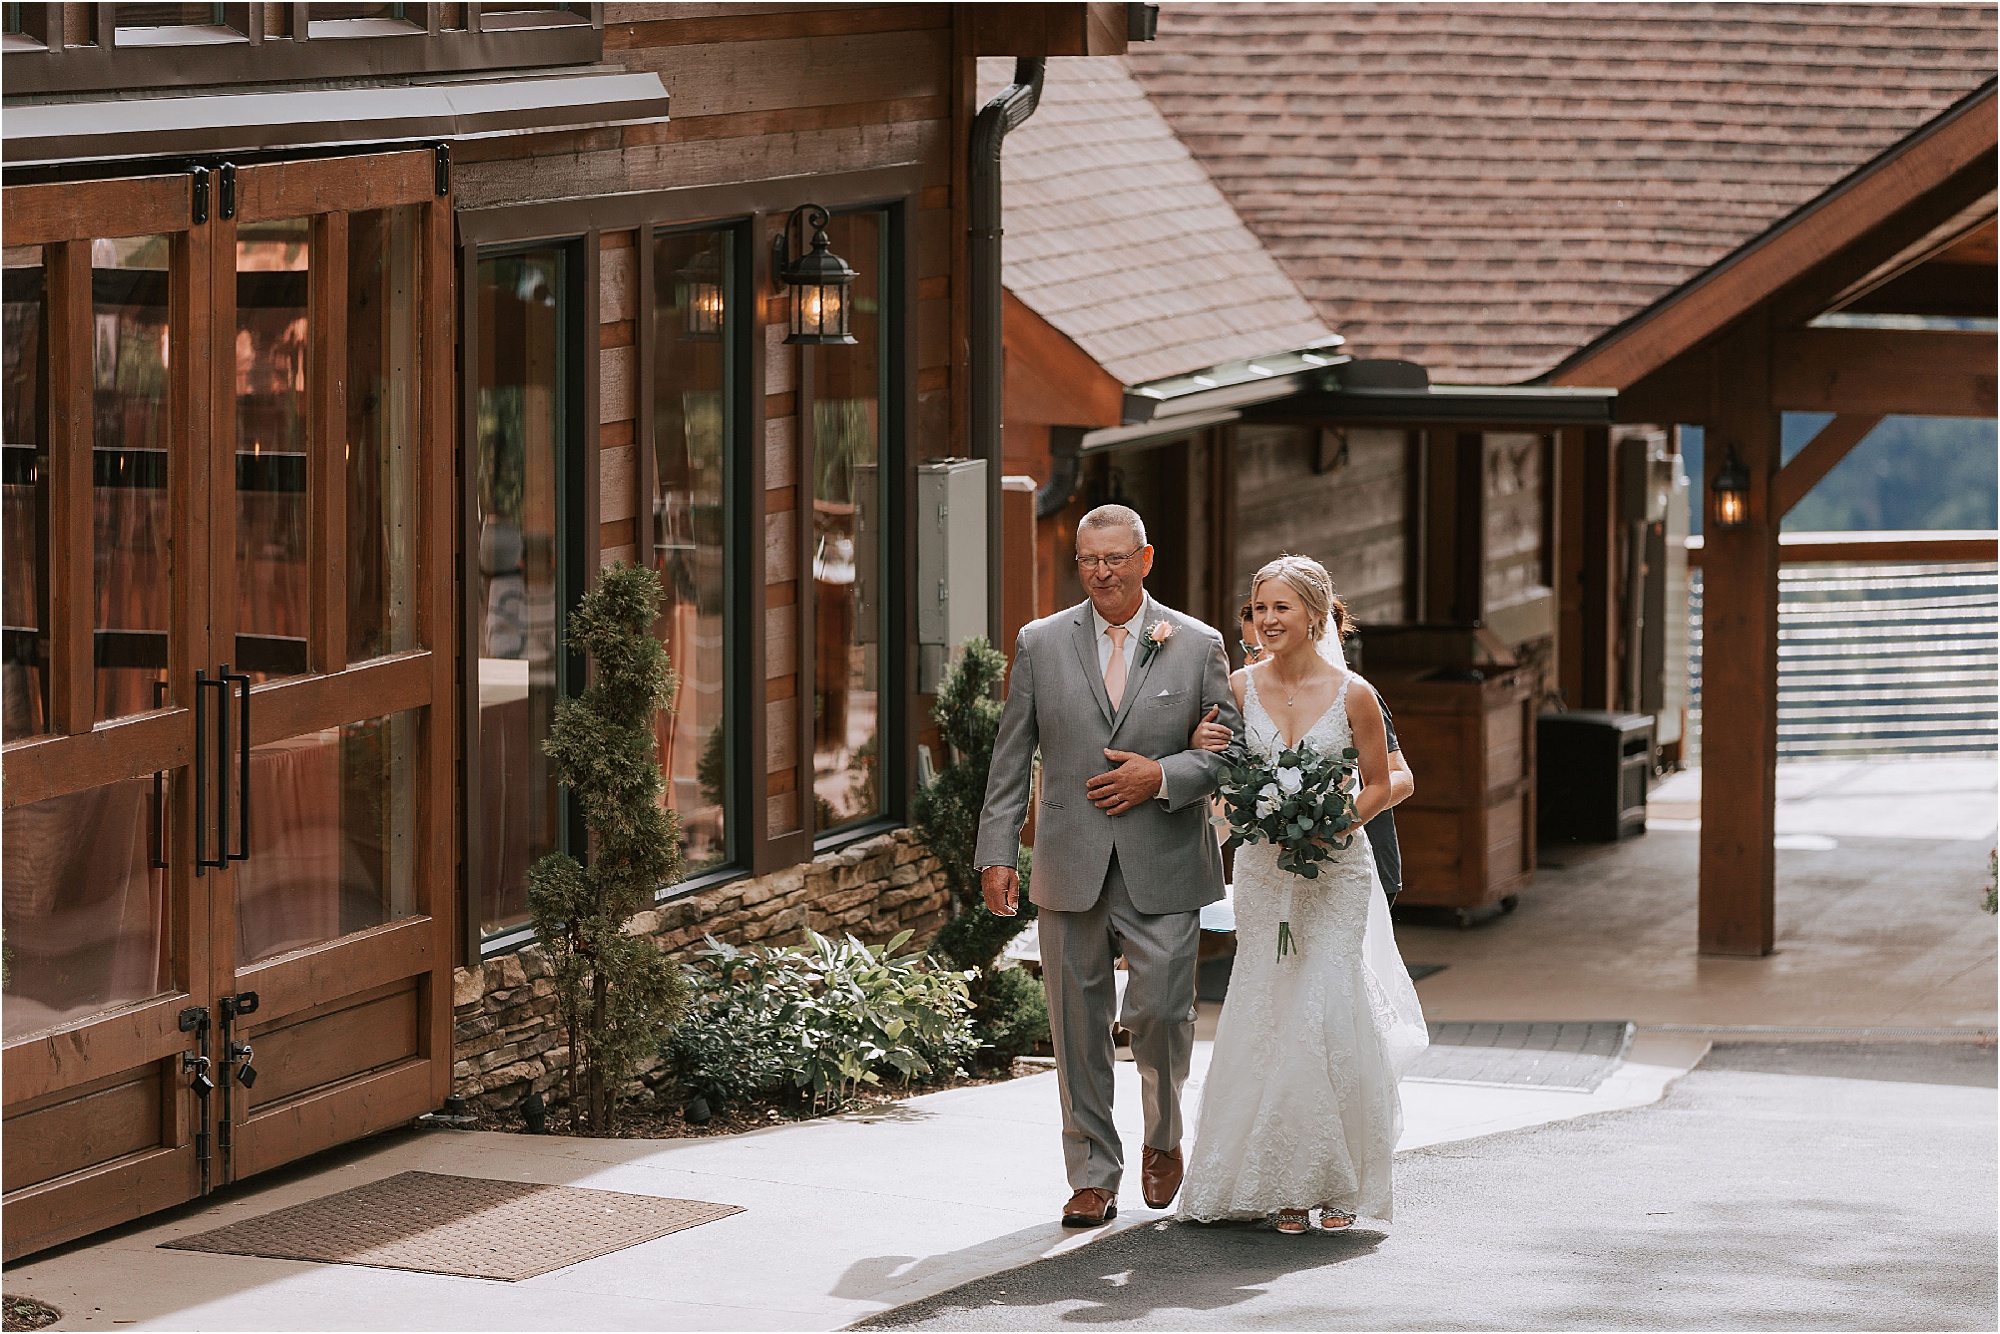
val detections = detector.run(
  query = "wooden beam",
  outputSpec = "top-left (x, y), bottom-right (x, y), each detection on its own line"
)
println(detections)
top-left (1772, 412), bottom-right (1882, 516)
top-left (1551, 86), bottom-right (1997, 391)
top-left (1577, 427), bottom-right (1617, 710)
top-left (1772, 326), bottom-right (1996, 416)
top-left (1697, 310), bottom-right (1779, 958)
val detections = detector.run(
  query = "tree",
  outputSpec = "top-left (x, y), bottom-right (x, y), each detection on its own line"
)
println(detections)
top-left (527, 562), bottom-right (689, 1133)
top-left (912, 638), bottom-right (1047, 1061)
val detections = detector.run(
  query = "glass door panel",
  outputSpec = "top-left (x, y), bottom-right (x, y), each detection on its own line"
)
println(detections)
top-left (0, 776), bottom-right (172, 1041)
top-left (474, 247), bottom-right (568, 936)
top-left (345, 207), bottom-right (422, 664)
top-left (234, 708), bottom-right (418, 966)
top-left (92, 234), bottom-right (174, 722)
top-left (234, 217), bottom-right (310, 684)
top-left (3, 245), bottom-right (50, 740)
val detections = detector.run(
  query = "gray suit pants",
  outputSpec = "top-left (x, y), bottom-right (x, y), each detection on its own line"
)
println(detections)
top-left (1038, 852), bottom-right (1200, 1194)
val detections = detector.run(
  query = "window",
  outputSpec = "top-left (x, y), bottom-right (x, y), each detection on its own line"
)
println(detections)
top-left (112, 3), bottom-right (245, 45)
top-left (811, 209), bottom-right (890, 834)
top-left (3, 246), bottom-right (48, 740)
top-left (652, 226), bottom-right (737, 874)
top-left (473, 244), bottom-right (582, 939)
top-left (306, 3), bottom-right (422, 39)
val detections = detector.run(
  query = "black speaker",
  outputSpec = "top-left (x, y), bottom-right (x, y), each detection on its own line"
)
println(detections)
top-left (1538, 711), bottom-right (1654, 842)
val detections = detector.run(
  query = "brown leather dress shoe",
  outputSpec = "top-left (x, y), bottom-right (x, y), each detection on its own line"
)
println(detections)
top-left (1061, 1187), bottom-right (1117, 1228)
top-left (1141, 1145), bottom-right (1184, 1209)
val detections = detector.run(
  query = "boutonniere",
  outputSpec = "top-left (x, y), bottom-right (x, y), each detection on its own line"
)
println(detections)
top-left (1137, 619), bottom-right (1174, 665)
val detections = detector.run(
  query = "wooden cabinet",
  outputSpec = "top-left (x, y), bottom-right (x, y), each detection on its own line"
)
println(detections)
top-left (1374, 667), bottom-right (1536, 919)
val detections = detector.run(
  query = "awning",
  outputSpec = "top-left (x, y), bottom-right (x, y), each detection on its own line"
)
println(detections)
top-left (3, 70), bottom-right (669, 167)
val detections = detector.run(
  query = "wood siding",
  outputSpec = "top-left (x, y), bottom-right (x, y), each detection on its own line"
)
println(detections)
top-left (456, 4), bottom-right (966, 874)
top-left (1232, 424), bottom-right (1409, 626)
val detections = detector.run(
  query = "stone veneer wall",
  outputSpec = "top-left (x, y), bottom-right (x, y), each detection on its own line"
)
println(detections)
top-left (450, 828), bottom-right (950, 1113)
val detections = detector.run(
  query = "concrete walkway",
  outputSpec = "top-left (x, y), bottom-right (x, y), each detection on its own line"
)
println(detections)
top-left (6, 758), bottom-right (1991, 1330)
top-left (862, 1043), bottom-right (1999, 1332)
top-left (3, 1034), bottom-right (1711, 1332)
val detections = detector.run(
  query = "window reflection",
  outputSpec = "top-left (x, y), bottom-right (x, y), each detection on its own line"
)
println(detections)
top-left (93, 233), bottom-right (174, 721)
top-left (346, 206), bottom-right (421, 663)
top-left (2, 776), bottom-right (170, 1040)
top-left (234, 709), bottom-right (419, 965)
top-left (235, 218), bottom-right (310, 684)
top-left (811, 211), bottom-right (885, 832)
top-left (2, 245), bottom-right (49, 740)
top-left (653, 228), bottom-right (731, 872)
top-left (476, 248), bottom-right (567, 936)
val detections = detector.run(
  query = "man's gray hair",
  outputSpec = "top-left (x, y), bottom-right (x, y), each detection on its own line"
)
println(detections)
top-left (1078, 503), bottom-right (1147, 549)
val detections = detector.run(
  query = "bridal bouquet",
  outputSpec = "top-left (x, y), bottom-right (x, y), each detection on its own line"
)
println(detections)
top-left (1213, 740), bottom-right (1362, 958)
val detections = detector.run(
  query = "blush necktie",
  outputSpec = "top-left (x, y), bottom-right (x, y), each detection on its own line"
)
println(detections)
top-left (1104, 625), bottom-right (1129, 709)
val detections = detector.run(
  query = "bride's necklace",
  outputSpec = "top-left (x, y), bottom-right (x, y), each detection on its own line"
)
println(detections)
top-left (1269, 660), bottom-right (1314, 708)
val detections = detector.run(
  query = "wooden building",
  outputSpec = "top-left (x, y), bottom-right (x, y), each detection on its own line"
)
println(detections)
top-left (0, 1), bottom-right (1139, 1260)
top-left (994, 7), bottom-right (1995, 918)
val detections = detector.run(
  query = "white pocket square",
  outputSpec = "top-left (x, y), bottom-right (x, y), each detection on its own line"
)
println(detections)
top-left (1156, 688), bottom-right (1171, 696)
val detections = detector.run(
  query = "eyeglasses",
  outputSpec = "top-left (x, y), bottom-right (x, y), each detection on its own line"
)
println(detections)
top-left (1075, 548), bottom-right (1143, 573)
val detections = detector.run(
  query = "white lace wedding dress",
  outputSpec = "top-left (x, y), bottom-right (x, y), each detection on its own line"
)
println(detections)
top-left (1178, 670), bottom-right (1429, 1223)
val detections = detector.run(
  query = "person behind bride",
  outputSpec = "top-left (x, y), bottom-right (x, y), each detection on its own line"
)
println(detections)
top-left (1175, 554), bottom-right (1429, 1235)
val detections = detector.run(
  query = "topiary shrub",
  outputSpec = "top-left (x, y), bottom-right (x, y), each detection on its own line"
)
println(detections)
top-left (526, 562), bottom-right (689, 1134)
top-left (911, 637), bottom-right (1049, 1063)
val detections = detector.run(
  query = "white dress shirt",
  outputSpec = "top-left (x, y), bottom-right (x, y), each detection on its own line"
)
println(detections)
top-left (1092, 604), bottom-right (1172, 805)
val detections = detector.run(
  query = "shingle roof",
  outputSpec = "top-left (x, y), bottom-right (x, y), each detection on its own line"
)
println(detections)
top-left (980, 56), bottom-right (1336, 388)
top-left (1126, 3), bottom-right (1998, 384)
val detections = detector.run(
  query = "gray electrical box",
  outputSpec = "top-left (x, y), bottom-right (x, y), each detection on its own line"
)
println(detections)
top-left (916, 458), bottom-right (988, 690)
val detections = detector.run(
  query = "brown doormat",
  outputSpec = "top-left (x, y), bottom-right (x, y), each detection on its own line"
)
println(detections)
top-left (161, 1170), bottom-right (742, 1281)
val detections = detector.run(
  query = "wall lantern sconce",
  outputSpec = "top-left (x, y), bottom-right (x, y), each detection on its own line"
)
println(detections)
top-left (774, 204), bottom-right (856, 346)
top-left (677, 246), bottom-right (725, 340)
top-left (1711, 445), bottom-right (1750, 529)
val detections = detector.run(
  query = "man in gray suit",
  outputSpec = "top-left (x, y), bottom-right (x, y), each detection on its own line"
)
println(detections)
top-left (976, 504), bottom-right (1242, 1227)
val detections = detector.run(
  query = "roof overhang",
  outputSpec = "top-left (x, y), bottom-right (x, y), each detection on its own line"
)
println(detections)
top-left (1252, 382), bottom-right (1616, 427)
top-left (1079, 337), bottom-right (1348, 451)
top-left (1546, 80), bottom-right (1998, 392)
top-left (1, 70), bottom-right (670, 167)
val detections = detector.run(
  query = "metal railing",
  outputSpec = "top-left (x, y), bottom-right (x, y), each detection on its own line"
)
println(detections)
top-left (1689, 559), bottom-right (1999, 761)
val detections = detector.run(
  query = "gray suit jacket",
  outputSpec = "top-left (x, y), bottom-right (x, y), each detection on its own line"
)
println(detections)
top-left (975, 595), bottom-right (1244, 914)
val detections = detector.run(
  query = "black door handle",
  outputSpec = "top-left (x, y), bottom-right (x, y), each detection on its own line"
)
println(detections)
top-left (222, 668), bottom-right (250, 862)
top-left (150, 680), bottom-right (169, 870)
top-left (193, 670), bottom-right (227, 875)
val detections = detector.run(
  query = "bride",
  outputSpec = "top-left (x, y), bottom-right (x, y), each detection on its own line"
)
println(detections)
top-left (1177, 554), bottom-right (1428, 1234)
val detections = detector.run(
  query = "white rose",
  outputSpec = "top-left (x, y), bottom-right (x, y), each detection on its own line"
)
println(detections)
top-left (1275, 766), bottom-right (1303, 793)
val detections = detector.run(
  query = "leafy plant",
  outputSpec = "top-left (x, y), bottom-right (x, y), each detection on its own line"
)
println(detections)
top-left (526, 562), bottom-right (690, 1134)
top-left (1984, 848), bottom-right (1996, 915)
top-left (911, 638), bottom-right (1047, 1061)
top-left (668, 930), bottom-right (977, 1115)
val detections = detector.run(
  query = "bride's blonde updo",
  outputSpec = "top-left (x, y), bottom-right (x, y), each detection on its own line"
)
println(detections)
top-left (1250, 554), bottom-right (1350, 643)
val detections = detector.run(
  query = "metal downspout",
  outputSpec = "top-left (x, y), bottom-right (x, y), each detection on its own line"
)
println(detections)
top-left (970, 56), bottom-right (1045, 648)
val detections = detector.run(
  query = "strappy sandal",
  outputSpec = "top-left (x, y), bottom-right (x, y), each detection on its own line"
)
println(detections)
top-left (1318, 1208), bottom-right (1357, 1231)
top-left (1273, 1208), bottom-right (1311, 1235)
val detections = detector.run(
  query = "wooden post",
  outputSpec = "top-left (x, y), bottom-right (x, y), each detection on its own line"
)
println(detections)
top-left (1697, 308), bottom-right (1780, 957)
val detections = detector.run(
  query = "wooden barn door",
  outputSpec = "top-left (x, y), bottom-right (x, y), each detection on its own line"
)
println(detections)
top-left (202, 153), bottom-right (456, 1186)
top-left (1, 151), bottom-right (456, 1259)
top-left (3, 171), bottom-right (222, 1258)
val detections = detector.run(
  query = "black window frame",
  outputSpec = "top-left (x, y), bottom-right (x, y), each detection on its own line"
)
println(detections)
top-left (463, 233), bottom-right (590, 960)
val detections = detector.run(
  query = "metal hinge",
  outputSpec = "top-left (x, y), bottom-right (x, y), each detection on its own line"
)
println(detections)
top-left (434, 143), bottom-right (451, 197)
top-left (189, 166), bottom-right (210, 225)
top-left (217, 163), bottom-right (237, 221)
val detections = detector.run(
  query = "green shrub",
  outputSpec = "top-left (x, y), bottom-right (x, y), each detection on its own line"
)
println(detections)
top-left (668, 929), bottom-right (978, 1115)
top-left (526, 562), bottom-right (688, 1134)
top-left (911, 639), bottom-right (1049, 1062)
top-left (978, 962), bottom-right (1050, 1064)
